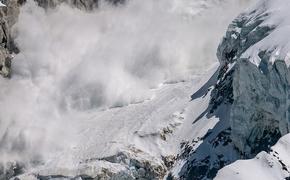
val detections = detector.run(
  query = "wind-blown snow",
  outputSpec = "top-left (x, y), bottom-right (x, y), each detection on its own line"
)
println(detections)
top-left (0, 0), bottom-right (254, 172)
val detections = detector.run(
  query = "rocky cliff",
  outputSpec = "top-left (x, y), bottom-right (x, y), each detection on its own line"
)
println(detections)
top-left (174, 0), bottom-right (290, 179)
top-left (0, 0), bottom-right (20, 77)
top-left (34, 0), bottom-right (98, 10)
top-left (216, 0), bottom-right (290, 154)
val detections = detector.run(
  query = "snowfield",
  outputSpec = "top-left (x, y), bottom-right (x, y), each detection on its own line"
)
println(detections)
top-left (216, 134), bottom-right (290, 180)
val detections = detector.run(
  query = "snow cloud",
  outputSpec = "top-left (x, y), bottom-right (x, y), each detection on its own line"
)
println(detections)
top-left (0, 0), bottom-right (254, 166)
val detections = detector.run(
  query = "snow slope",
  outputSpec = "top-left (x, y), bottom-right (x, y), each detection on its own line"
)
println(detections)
top-left (216, 134), bottom-right (290, 180)
top-left (240, 0), bottom-right (290, 67)
top-left (16, 64), bottom-right (219, 179)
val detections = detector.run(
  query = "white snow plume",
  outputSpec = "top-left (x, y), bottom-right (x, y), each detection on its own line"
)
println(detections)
top-left (0, 0), bottom-right (254, 167)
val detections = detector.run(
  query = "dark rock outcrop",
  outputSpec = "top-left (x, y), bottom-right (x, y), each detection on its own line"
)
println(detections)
top-left (0, 0), bottom-right (21, 77)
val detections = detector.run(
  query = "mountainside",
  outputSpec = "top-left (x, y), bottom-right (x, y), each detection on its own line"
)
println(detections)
top-left (215, 0), bottom-right (290, 179)
top-left (3, 0), bottom-right (290, 180)
top-left (169, 0), bottom-right (290, 179)
top-left (217, 0), bottom-right (290, 154)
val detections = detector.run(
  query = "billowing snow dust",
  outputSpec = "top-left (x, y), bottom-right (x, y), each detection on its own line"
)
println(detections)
top-left (0, 0), bottom-right (253, 170)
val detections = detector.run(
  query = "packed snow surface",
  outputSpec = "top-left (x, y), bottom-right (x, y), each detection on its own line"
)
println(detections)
top-left (215, 134), bottom-right (290, 180)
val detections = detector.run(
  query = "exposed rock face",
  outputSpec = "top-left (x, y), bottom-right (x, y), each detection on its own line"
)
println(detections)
top-left (31, 0), bottom-right (125, 10)
top-left (216, 3), bottom-right (290, 155)
top-left (0, 0), bottom-right (21, 77)
top-left (0, 48), bottom-right (11, 77)
top-left (0, 162), bottom-right (24, 180)
top-left (230, 58), bottom-right (289, 154)
top-left (34, 0), bottom-right (99, 10)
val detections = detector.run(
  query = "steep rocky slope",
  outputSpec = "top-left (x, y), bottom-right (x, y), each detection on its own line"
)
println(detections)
top-left (33, 0), bottom-right (125, 9)
top-left (215, 0), bottom-right (290, 179)
top-left (0, 0), bottom-right (20, 77)
top-left (170, 0), bottom-right (290, 179)
top-left (216, 0), bottom-right (290, 155)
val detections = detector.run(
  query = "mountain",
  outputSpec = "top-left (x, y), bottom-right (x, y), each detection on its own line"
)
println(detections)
top-left (2, 0), bottom-right (290, 180)
top-left (171, 0), bottom-right (290, 179)
top-left (215, 0), bottom-right (290, 179)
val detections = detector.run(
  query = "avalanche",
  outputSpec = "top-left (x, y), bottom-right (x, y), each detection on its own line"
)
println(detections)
top-left (0, 0), bottom-right (272, 179)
